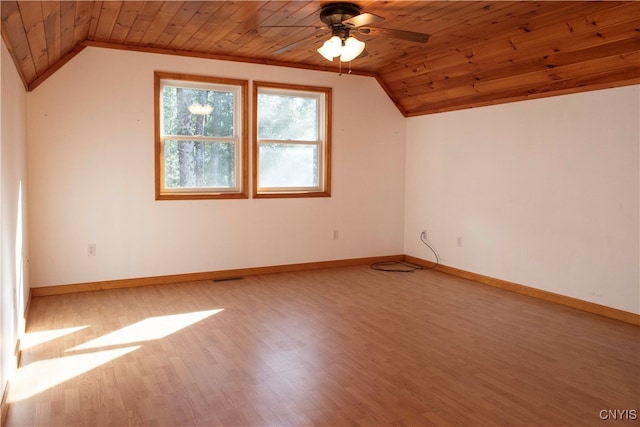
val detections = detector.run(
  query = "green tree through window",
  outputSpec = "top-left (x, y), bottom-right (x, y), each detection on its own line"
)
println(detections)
top-left (155, 73), bottom-right (248, 200)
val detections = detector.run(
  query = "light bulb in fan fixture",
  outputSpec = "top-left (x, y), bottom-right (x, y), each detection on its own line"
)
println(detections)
top-left (317, 36), bottom-right (342, 61)
top-left (340, 37), bottom-right (365, 62)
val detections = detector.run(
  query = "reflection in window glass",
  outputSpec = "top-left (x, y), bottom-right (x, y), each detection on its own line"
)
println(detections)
top-left (162, 87), bottom-right (235, 138)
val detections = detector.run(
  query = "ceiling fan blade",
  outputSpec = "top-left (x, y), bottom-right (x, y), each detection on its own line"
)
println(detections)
top-left (258, 25), bottom-right (324, 35)
top-left (271, 33), bottom-right (325, 55)
top-left (367, 27), bottom-right (431, 43)
top-left (272, 38), bottom-right (310, 54)
top-left (258, 25), bottom-right (324, 29)
top-left (342, 12), bottom-right (384, 28)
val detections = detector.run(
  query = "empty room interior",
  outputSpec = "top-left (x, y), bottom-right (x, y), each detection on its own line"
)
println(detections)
top-left (1, 1), bottom-right (639, 426)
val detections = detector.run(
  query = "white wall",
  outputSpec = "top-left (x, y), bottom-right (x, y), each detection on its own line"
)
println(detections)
top-left (26, 45), bottom-right (638, 315)
top-left (27, 47), bottom-right (406, 287)
top-left (1, 39), bottom-right (29, 406)
top-left (405, 86), bottom-right (640, 314)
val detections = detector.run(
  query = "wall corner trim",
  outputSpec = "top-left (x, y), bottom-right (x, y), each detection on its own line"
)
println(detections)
top-left (404, 255), bottom-right (640, 326)
top-left (1, 380), bottom-right (9, 427)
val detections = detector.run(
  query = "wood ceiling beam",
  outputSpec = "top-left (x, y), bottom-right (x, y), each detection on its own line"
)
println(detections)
top-left (81, 39), bottom-right (379, 78)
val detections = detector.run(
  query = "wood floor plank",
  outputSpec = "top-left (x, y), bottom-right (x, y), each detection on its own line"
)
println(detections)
top-left (6, 266), bottom-right (639, 426)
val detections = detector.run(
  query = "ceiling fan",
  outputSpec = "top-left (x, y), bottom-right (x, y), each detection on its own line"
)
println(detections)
top-left (266, 2), bottom-right (431, 62)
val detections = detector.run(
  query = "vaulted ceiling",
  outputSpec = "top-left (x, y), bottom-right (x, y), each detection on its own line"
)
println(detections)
top-left (2, 1), bottom-right (639, 117)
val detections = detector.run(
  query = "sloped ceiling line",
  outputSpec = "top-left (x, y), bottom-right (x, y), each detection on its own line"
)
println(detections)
top-left (1, 1), bottom-right (638, 117)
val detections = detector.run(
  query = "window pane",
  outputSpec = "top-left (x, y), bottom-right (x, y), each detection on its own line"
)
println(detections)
top-left (257, 93), bottom-right (318, 140)
top-left (164, 140), bottom-right (236, 188)
top-left (162, 87), bottom-right (235, 138)
top-left (259, 143), bottom-right (318, 188)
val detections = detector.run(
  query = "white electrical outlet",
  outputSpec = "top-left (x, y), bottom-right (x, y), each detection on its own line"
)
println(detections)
top-left (88, 243), bottom-right (96, 256)
top-left (421, 229), bottom-right (427, 239)
top-left (333, 229), bottom-right (339, 240)
top-left (457, 236), bottom-right (463, 247)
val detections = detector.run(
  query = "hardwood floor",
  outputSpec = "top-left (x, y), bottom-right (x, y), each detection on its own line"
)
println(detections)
top-left (6, 266), bottom-right (639, 426)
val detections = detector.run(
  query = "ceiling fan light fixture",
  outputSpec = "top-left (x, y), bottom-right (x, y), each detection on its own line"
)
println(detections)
top-left (318, 35), bottom-right (365, 62)
top-left (340, 36), bottom-right (365, 62)
top-left (317, 36), bottom-right (342, 60)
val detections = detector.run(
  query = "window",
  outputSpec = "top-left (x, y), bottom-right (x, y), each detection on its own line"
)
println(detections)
top-left (155, 72), bottom-right (248, 199)
top-left (253, 82), bottom-right (331, 198)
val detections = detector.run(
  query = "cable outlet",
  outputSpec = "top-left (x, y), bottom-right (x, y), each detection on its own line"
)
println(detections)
top-left (88, 243), bottom-right (96, 256)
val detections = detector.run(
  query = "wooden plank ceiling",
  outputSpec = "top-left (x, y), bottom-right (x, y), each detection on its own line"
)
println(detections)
top-left (1, 1), bottom-right (639, 117)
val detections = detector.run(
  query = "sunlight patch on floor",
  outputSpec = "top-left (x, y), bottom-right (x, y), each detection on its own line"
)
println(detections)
top-left (10, 346), bottom-right (140, 402)
top-left (67, 309), bottom-right (223, 351)
top-left (21, 325), bottom-right (90, 350)
top-left (10, 309), bottom-right (224, 403)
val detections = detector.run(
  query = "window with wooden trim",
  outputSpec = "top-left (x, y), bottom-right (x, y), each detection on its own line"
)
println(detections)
top-left (155, 72), bottom-right (248, 200)
top-left (253, 82), bottom-right (331, 198)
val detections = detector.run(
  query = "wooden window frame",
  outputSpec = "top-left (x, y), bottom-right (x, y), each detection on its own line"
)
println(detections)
top-left (154, 71), bottom-right (249, 200)
top-left (253, 81), bottom-right (332, 199)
